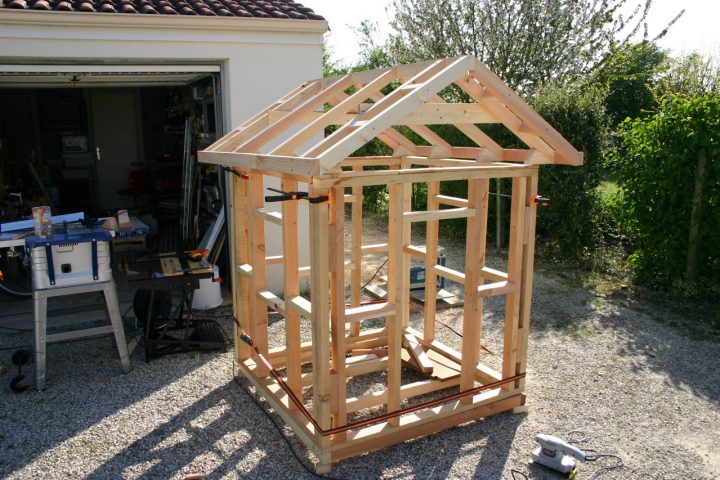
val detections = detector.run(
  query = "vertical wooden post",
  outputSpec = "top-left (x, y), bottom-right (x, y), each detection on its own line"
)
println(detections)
top-left (460, 178), bottom-right (489, 403)
top-left (350, 166), bottom-right (363, 338)
top-left (502, 177), bottom-right (526, 390)
top-left (282, 177), bottom-right (301, 408)
top-left (516, 174), bottom-right (538, 398)
top-left (329, 187), bottom-right (347, 435)
top-left (387, 182), bottom-right (407, 426)
top-left (402, 179), bottom-right (412, 328)
top-left (686, 149), bottom-right (707, 283)
top-left (230, 170), bottom-right (251, 361)
top-left (495, 178), bottom-right (505, 248)
top-left (248, 173), bottom-right (269, 376)
top-left (309, 186), bottom-right (332, 465)
top-left (423, 181), bottom-right (440, 342)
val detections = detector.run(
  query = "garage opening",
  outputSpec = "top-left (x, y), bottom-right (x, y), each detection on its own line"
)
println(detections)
top-left (0, 65), bottom-right (224, 254)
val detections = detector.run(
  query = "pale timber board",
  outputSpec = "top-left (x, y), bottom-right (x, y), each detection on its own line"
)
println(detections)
top-left (313, 164), bottom-right (538, 189)
top-left (197, 150), bottom-right (318, 178)
top-left (330, 394), bottom-right (523, 461)
top-left (466, 61), bottom-right (583, 165)
top-left (314, 56), bottom-right (476, 171)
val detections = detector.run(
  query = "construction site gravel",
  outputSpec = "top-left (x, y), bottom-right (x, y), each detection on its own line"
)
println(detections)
top-left (1, 215), bottom-right (718, 480)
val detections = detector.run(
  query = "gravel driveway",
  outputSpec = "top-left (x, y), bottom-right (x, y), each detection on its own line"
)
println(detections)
top-left (1, 217), bottom-right (718, 479)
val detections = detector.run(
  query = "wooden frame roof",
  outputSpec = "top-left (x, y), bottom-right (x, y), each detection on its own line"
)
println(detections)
top-left (199, 55), bottom-right (583, 177)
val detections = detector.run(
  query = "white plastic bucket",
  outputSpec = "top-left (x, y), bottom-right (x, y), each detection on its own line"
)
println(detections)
top-left (192, 264), bottom-right (223, 310)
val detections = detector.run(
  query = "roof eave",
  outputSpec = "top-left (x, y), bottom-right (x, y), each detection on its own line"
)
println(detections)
top-left (0, 9), bottom-right (329, 33)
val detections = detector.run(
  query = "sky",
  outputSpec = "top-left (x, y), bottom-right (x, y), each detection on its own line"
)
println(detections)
top-left (301, 0), bottom-right (720, 66)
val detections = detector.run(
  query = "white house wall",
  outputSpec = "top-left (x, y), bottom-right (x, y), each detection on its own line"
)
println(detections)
top-left (0, 10), bottom-right (326, 292)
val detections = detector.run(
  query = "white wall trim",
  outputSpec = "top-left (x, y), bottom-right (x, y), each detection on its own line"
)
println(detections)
top-left (0, 9), bottom-right (328, 33)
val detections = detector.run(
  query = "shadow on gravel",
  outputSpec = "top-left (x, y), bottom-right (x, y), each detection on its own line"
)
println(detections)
top-left (0, 308), bottom-right (231, 477)
top-left (528, 271), bottom-right (720, 406)
top-left (333, 412), bottom-right (523, 479)
top-left (83, 378), bottom-right (319, 480)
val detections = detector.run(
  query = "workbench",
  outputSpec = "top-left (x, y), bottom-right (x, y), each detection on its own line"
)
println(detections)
top-left (116, 253), bottom-right (226, 361)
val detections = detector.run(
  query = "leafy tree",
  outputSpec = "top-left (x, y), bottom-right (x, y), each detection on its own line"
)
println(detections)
top-left (656, 52), bottom-right (720, 97)
top-left (387, 0), bottom-right (681, 93)
top-left (592, 41), bottom-right (669, 125)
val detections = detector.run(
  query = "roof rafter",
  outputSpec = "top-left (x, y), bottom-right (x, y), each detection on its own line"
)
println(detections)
top-left (198, 55), bottom-right (583, 177)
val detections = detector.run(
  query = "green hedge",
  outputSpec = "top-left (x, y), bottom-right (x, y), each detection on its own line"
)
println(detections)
top-left (531, 83), bottom-right (608, 261)
top-left (613, 92), bottom-right (720, 292)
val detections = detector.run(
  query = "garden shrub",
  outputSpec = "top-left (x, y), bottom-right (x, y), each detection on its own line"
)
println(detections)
top-left (613, 92), bottom-right (720, 292)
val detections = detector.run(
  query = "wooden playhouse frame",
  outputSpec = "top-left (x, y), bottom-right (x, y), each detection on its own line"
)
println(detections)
top-left (199, 55), bottom-right (582, 472)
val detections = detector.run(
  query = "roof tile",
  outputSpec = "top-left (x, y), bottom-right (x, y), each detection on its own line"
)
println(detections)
top-left (0, 0), bottom-right (324, 19)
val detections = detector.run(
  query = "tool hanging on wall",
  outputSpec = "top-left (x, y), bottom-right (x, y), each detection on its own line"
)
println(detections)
top-left (264, 187), bottom-right (329, 204)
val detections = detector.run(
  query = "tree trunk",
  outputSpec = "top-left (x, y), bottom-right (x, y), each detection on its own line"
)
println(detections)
top-left (686, 149), bottom-right (707, 283)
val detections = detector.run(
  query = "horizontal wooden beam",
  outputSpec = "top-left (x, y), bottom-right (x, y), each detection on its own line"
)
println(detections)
top-left (361, 243), bottom-right (389, 254)
top-left (268, 327), bottom-right (388, 368)
top-left (345, 302), bottom-right (395, 324)
top-left (253, 208), bottom-right (283, 225)
top-left (434, 194), bottom-right (468, 208)
top-left (238, 264), bottom-right (253, 277)
top-left (346, 377), bottom-right (461, 413)
top-left (288, 295), bottom-right (312, 318)
top-left (257, 290), bottom-right (285, 315)
top-left (477, 281), bottom-right (516, 297)
top-left (403, 244), bottom-right (426, 257)
top-left (401, 102), bottom-right (497, 125)
top-left (265, 255), bottom-right (284, 265)
top-left (480, 266), bottom-right (508, 282)
top-left (432, 264), bottom-right (466, 284)
top-left (313, 163), bottom-right (538, 189)
top-left (301, 355), bottom-right (389, 386)
top-left (403, 207), bottom-right (475, 223)
top-left (197, 150), bottom-right (318, 179)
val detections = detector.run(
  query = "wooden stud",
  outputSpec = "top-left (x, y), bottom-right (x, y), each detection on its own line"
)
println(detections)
top-left (502, 177), bottom-right (527, 391)
top-left (460, 178), bottom-right (489, 404)
top-left (386, 182), bottom-right (408, 427)
top-left (423, 181), bottom-right (440, 343)
top-left (329, 187), bottom-right (348, 434)
top-left (308, 185), bottom-right (332, 464)
top-left (248, 173), bottom-right (269, 377)
top-left (229, 169), bottom-right (251, 361)
top-left (350, 166), bottom-right (363, 337)
top-left (282, 177), bottom-right (302, 409)
top-left (516, 175), bottom-right (539, 396)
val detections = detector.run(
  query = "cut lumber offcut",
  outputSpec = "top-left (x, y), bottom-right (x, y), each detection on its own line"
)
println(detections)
top-left (403, 333), bottom-right (434, 374)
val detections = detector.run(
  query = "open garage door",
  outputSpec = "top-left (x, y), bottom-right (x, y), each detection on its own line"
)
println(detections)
top-left (0, 64), bottom-right (220, 88)
top-left (0, 64), bottom-right (223, 230)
